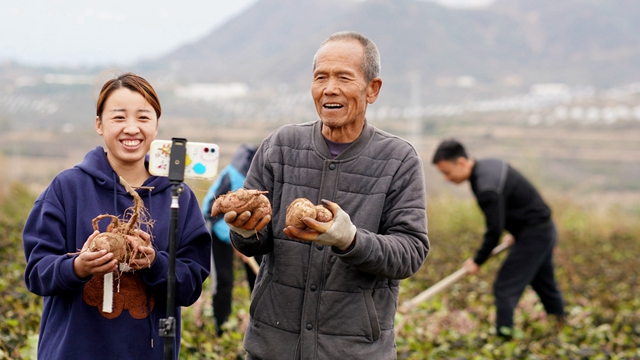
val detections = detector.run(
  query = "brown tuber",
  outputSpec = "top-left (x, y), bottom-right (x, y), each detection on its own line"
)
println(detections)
top-left (315, 205), bottom-right (333, 222)
top-left (86, 177), bottom-right (152, 265)
top-left (286, 198), bottom-right (317, 229)
top-left (210, 188), bottom-right (272, 217)
top-left (285, 198), bottom-right (334, 229)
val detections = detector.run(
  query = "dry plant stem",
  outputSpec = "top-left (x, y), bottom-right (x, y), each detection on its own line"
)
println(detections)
top-left (119, 177), bottom-right (148, 263)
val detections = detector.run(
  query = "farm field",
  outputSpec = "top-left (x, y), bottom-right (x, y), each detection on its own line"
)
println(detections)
top-left (1, 117), bottom-right (639, 359)
top-left (2, 117), bottom-right (640, 206)
top-left (1, 181), bottom-right (639, 359)
top-left (2, 0), bottom-right (640, 357)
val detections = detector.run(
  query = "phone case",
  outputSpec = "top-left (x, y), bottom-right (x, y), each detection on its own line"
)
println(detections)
top-left (148, 140), bottom-right (220, 179)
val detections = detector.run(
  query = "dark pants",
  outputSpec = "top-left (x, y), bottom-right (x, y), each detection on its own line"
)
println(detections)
top-left (493, 221), bottom-right (564, 332)
top-left (211, 233), bottom-right (261, 335)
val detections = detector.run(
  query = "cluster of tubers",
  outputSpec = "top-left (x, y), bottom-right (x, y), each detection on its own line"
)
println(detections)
top-left (285, 198), bottom-right (333, 229)
top-left (87, 177), bottom-right (152, 266)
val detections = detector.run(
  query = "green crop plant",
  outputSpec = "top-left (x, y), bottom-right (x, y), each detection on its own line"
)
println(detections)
top-left (2, 187), bottom-right (639, 359)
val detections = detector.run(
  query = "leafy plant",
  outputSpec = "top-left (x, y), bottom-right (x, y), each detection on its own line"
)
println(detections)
top-left (2, 188), bottom-right (639, 359)
top-left (0, 182), bottom-right (40, 360)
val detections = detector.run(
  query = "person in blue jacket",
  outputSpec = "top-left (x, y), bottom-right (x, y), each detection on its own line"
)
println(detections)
top-left (201, 144), bottom-right (261, 336)
top-left (22, 72), bottom-right (211, 359)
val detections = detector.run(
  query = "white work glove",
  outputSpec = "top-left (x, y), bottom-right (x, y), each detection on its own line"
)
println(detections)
top-left (224, 210), bottom-right (271, 238)
top-left (283, 200), bottom-right (356, 251)
top-left (229, 224), bottom-right (256, 238)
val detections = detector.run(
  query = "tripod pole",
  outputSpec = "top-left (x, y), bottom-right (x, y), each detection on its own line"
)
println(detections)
top-left (161, 184), bottom-right (182, 359)
top-left (159, 138), bottom-right (188, 360)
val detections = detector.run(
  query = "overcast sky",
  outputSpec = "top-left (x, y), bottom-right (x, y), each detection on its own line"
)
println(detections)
top-left (0, 0), bottom-right (493, 68)
top-left (0, 0), bottom-right (258, 67)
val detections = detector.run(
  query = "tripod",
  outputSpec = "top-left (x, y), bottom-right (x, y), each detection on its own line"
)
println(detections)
top-left (158, 138), bottom-right (187, 360)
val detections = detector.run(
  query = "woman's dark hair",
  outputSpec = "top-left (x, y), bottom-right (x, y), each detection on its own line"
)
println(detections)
top-left (96, 72), bottom-right (161, 120)
top-left (432, 139), bottom-right (468, 164)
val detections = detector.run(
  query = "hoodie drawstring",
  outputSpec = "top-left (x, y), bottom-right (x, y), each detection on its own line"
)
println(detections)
top-left (146, 190), bottom-right (152, 216)
top-left (112, 172), bottom-right (118, 214)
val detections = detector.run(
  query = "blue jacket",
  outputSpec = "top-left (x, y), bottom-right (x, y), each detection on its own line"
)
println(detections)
top-left (23, 146), bottom-right (211, 360)
top-left (201, 144), bottom-right (257, 243)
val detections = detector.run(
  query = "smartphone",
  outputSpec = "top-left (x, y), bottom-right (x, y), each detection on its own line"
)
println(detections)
top-left (148, 139), bottom-right (220, 180)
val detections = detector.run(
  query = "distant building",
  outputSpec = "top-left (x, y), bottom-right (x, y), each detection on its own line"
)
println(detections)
top-left (175, 83), bottom-right (249, 101)
top-left (530, 83), bottom-right (570, 97)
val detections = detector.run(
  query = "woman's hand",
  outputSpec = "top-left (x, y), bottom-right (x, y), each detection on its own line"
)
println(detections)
top-left (127, 229), bottom-right (156, 270)
top-left (73, 230), bottom-right (118, 278)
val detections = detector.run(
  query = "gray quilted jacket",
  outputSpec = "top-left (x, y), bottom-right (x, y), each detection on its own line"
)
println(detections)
top-left (231, 120), bottom-right (429, 360)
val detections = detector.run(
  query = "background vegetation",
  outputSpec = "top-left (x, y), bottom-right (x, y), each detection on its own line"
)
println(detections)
top-left (1, 182), bottom-right (638, 359)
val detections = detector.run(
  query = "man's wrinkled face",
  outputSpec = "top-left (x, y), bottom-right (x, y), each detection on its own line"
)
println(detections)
top-left (311, 39), bottom-right (377, 130)
top-left (436, 158), bottom-right (469, 184)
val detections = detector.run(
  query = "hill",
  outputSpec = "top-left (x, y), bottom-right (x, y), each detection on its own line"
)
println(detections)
top-left (139, 0), bottom-right (640, 102)
top-left (1, 0), bottom-right (639, 203)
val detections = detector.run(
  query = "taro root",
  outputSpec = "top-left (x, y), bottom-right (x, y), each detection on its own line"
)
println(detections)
top-left (89, 215), bottom-right (128, 262)
top-left (286, 198), bottom-right (317, 229)
top-left (286, 198), bottom-right (334, 229)
top-left (87, 177), bottom-right (152, 265)
top-left (210, 188), bottom-right (272, 217)
top-left (315, 205), bottom-right (333, 222)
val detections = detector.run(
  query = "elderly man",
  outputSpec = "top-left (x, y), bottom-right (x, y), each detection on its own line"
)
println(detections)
top-left (220, 31), bottom-right (429, 359)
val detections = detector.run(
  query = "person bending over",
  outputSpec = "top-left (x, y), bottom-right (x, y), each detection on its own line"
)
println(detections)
top-left (432, 139), bottom-right (564, 337)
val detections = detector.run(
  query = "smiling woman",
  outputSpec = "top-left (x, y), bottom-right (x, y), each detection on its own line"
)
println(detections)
top-left (95, 75), bottom-right (160, 187)
top-left (22, 72), bottom-right (212, 359)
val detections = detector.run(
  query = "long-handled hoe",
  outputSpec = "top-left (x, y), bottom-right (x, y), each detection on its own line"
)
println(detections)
top-left (395, 237), bottom-right (514, 336)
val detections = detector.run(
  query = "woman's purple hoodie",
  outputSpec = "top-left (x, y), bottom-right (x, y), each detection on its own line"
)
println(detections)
top-left (23, 146), bottom-right (211, 359)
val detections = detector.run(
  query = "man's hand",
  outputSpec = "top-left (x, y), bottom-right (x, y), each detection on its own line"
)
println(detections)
top-left (283, 200), bottom-right (356, 251)
top-left (502, 233), bottom-right (515, 246)
top-left (463, 258), bottom-right (480, 274)
top-left (224, 208), bottom-right (271, 238)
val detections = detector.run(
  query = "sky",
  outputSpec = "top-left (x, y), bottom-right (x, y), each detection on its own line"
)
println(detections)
top-left (0, 0), bottom-right (259, 67)
top-left (0, 0), bottom-right (493, 68)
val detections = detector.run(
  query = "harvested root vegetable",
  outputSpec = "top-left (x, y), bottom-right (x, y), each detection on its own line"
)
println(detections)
top-left (210, 188), bottom-right (272, 217)
top-left (286, 198), bottom-right (317, 229)
top-left (286, 198), bottom-right (334, 229)
top-left (89, 216), bottom-right (128, 262)
top-left (315, 205), bottom-right (333, 222)
top-left (87, 177), bottom-right (153, 265)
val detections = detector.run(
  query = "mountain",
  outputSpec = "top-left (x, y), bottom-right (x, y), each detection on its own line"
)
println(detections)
top-left (141, 0), bottom-right (359, 87)
top-left (140, 0), bottom-right (640, 103)
top-left (2, 0), bottom-right (639, 198)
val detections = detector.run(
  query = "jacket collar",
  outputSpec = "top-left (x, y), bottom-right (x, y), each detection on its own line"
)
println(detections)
top-left (312, 119), bottom-right (375, 161)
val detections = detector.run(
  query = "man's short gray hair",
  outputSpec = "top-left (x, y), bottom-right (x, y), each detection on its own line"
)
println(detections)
top-left (313, 31), bottom-right (381, 83)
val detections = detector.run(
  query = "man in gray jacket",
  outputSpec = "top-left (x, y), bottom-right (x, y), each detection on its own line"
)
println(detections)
top-left (220, 31), bottom-right (430, 359)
